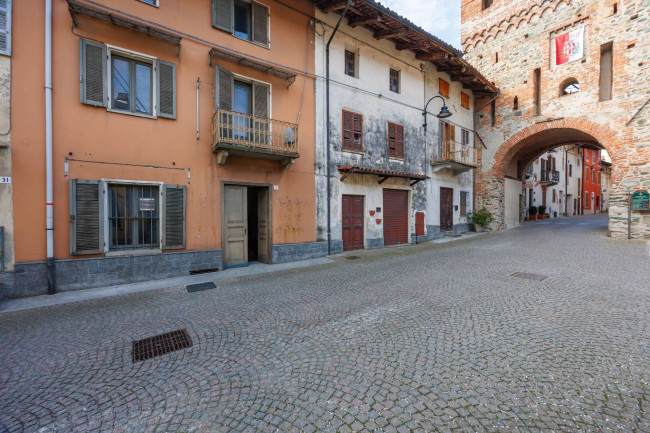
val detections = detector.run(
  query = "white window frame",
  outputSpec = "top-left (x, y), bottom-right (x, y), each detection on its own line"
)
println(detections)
top-left (0, 0), bottom-right (11, 56)
top-left (227, 0), bottom-right (271, 49)
top-left (102, 179), bottom-right (164, 255)
top-left (137, 0), bottom-right (159, 7)
top-left (389, 68), bottom-right (400, 94)
top-left (232, 72), bottom-right (273, 118)
top-left (106, 45), bottom-right (158, 119)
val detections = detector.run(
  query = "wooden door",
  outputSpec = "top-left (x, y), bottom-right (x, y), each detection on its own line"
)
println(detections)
top-left (440, 187), bottom-right (454, 232)
top-left (257, 188), bottom-right (269, 263)
top-left (342, 195), bottom-right (364, 251)
top-left (383, 189), bottom-right (409, 246)
top-left (224, 185), bottom-right (248, 267)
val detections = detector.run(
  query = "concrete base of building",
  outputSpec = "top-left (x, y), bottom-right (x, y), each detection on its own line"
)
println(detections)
top-left (272, 241), bottom-right (329, 264)
top-left (367, 238), bottom-right (384, 250)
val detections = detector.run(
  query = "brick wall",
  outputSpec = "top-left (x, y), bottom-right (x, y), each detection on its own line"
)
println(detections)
top-left (462, 0), bottom-right (650, 238)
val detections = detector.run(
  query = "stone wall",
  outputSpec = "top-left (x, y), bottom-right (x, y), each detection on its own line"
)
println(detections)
top-left (462, 0), bottom-right (650, 239)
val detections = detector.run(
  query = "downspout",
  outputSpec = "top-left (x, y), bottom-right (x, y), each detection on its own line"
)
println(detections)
top-left (45, 0), bottom-right (56, 294)
top-left (325, 0), bottom-right (352, 255)
top-left (472, 91), bottom-right (500, 218)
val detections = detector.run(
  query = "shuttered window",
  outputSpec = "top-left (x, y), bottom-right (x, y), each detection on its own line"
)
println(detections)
top-left (212, 0), bottom-right (270, 47)
top-left (69, 180), bottom-right (186, 255)
top-left (342, 110), bottom-right (363, 151)
top-left (0, 0), bottom-right (12, 56)
top-left (387, 122), bottom-right (404, 159)
top-left (461, 92), bottom-right (470, 110)
top-left (439, 78), bottom-right (450, 98)
top-left (460, 191), bottom-right (469, 216)
top-left (79, 39), bottom-right (176, 119)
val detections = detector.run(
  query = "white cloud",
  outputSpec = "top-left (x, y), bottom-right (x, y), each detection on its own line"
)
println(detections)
top-left (379, 0), bottom-right (462, 50)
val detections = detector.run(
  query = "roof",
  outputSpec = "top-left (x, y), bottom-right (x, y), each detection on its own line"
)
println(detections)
top-left (315, 0), bottom-right (498, 95)
top-left (338, 165), bottom-right (429, 185)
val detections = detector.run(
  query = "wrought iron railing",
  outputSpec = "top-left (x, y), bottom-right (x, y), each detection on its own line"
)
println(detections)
top-left (212, 109), bottom-right (299, 155)
top-left (541, 170), bottom-right (560, 183)
top-left (431, 140), bottom-right (477, 167)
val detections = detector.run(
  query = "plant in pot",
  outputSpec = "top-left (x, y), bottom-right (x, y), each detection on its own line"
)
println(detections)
top-left (538, 205), bottom-right (547, 219)
top-left (529, 206), bottom-right (538, 221)
top-left (469, 207), bottom-right (493, 232)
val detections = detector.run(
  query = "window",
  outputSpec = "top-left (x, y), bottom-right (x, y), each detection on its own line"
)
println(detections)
top-left (586, 150), bottom-right (590, 162)
top-left (596, 196), bottom-right (600, 207)
top-left (389, 69), bottom-right (400, 93)
top-left (552, 189), bottom-right (557, 203)
top-left (598, 172), bottom-right (601, 185)
top-left (80, 40), bottom-right (176, 119)
top-left (461, 129), bottom-right (470, 146)
top-left (460, 191), bottom-right (470, 216)
top-left (387, 122), bottom-right (404, 159)
top-left (533, 68), bottom-right (541, 116)
top-left (495, 52), bottom-right (499, 63)
top-left (461, 92), bottom-right (470, 110)
top-left (439, 78), bottom-right (450, 98)
top-left (560, 78), bottom-right (580, 95)
top-left (513, 96), bottom-right (519, 110)
top-left (585, 192), bottom-right (589, 208)
top-left (592, 168), bottom-right (595, 183)
top-left (109, 184), bottom-right (159, 250)
top-left (212, 0), bottom-right (269, 47)
top-left (69, 180), bottom-right (186, 255)
top-left (585, 168), bottom-right (589, 182)
top-left (0, 0), bottom-right (11, 56)
top-left (482, 0), bottom-right (493, 10)
top-left (569, 164), bottom-right (573, 177)
top-left (137, 0), bottom-right (158, 5)
top-left (345, 50), bottom-right (357, 77)
top-left (490, 99), bottom-right (496, 126)
top-left (342, 110), bottom-right (363, 151)
top-left (600, 42), bottom-right (613, 101)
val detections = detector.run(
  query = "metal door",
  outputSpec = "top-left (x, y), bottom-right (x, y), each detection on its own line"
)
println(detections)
top-left (383, 189), bottom-right (409, 246)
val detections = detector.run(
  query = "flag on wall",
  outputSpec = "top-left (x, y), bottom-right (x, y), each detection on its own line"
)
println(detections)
top-left (555, 26), bottom-right (584, 65)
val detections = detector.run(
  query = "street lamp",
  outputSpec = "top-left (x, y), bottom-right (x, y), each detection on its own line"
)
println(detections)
top-left (422, 95), bottom-right (452, 134)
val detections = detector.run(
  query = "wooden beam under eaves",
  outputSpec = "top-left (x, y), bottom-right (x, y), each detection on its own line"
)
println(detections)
top-left (348, 13), bottom-right (381, 27)
top-left (396, 41), bottom-right (431, 51)
top-left (374, 28), bottom-right (408, 40)
top-left (319, 1), bottom-right (355, 13)
top-left (416, 52), bottom-right (451, 61)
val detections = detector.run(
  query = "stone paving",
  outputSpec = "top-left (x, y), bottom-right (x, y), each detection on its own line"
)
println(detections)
top-left (1, 214), bottom-right (648, 432)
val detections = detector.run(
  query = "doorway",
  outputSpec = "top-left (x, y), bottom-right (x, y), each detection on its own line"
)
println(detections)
top-left (223, 184), bottom-right (270, 268)
top-left (342, 195), bottom-right (364, 251)
top-left (440, 187), bottom-right (454, 232)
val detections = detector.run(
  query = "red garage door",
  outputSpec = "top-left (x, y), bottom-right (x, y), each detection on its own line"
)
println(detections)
top-left (383, 189), bottom-right (409, 246)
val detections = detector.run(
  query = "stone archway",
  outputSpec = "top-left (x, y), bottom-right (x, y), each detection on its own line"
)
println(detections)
top-left (476, 117), bottom-right (632, 236)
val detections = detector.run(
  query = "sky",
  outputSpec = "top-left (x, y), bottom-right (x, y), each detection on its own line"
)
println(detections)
top-left (380, 0), bottom-right (462, 50)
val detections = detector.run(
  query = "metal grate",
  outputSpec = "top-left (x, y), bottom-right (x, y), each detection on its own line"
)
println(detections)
top-left (186, 282), bottom-right (216, 293)
top-left (345, 255), bottom-right (361, 260)
top-left (511, 272), bottom-right (548, 281)
top-left (132, 329), bottom-right (192, 362)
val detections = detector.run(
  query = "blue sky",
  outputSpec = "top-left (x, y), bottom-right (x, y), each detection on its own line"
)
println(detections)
top-left (380, 0), bottom-right (462, 49)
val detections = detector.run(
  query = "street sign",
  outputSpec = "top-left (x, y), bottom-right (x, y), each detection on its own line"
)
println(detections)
top-left (632, 190), bottom-right (649, 210)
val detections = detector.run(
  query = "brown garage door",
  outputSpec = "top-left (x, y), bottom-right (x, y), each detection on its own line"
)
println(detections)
top-left (342, 195), bottom-right (364, 251)
top-left (383, 189), bottom-right (409, 246)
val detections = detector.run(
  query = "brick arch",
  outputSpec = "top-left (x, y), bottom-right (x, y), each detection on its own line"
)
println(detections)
top-left (489, 117), bottom-right (624, 180)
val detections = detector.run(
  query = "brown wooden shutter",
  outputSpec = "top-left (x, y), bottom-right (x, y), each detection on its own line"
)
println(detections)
top-left (162, 185), bottom-right (186, 250)
top-left (69, 179), bottom-right (104, 255)
top-left (342, 110), bottom-right (352, 150)
top-left (353, 113), bottom-right (363, 151)
top-left (396, 124), bottom-right (404, 158)
top-left (216, 65), bottom-right (233, 110)
top-left (383, 189), bottom-right (409, 246)
top-left (252, 2), bottom-right (269, 46)
top-left (387, 122), bottom-right (396, 157)
top-left (253, 82), bottom-right (269, 118)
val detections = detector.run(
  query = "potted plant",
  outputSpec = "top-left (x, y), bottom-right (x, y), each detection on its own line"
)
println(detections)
top-left (469, 207), bottom-right (493, 232)
top-left (538, 205), bottom-right (547, 219)
top-left (529, 206), bottom-right (538, 221)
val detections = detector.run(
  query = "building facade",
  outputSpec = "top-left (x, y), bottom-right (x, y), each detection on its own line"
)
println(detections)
top-left (314, 0), bottom-right (496, 253)
top-left (462, 0), bottom-right (650, 238)
top-left (3, 0), bottom-right (320, 298)
top-left (0, 1), bottom-right (12, 286)
top-left (582, 147), bottom-right (602, 214)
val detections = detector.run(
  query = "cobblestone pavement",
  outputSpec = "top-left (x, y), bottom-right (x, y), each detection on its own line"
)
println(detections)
top-left (1, 214), bottom-right (648, 433)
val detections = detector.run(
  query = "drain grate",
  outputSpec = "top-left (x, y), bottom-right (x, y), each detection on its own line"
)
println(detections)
top-left (345, 255), bottom-right (361, 260)
top-left (511, 272), bottom-right (548, 281)
top-left (132, 329), bottom-right (193, 362)
top-left (187, 282), bottom-right (216, 293)
top-left (189, 268), bottom-right (219, 275)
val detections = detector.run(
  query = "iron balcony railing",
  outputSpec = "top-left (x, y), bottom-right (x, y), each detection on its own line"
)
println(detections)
top-left (541, 170), bottom-right (560, 183)
top-left (212, 109), bottom-right (299, 156)
top-left (431, 140), bottom-right (477, 168)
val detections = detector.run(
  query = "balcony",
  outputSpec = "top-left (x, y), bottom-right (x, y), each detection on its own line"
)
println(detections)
top-left (212, 109), bottom-right (299, 168)
top-left (430, 140), bottom-right (477, 174)
top-left (540, 170), bottom-right (560, 185)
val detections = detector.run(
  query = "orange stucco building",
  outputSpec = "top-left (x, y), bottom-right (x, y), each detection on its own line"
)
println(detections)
top-left (7, 0), bottom-right (318, 296)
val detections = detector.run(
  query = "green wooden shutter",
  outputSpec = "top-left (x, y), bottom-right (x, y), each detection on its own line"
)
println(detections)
top-left (212, 0), bottom-right (233, 32)
top-left (69, 179), bottom-right (104, 255)
top-left (162, 184), bottom-right (186, 250)
top-left (157, 59), bottom-right (176, 119)
top-left (215, 65), bottom-right (233, 110)
top-left (80, 39), bottom-right (107, 107)
top-left (0, 0), bottom-right (11, 56)
top-left (252, 1), bottom-right (269, 46)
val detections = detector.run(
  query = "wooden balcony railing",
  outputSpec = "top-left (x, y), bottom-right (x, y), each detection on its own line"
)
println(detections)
top-left (431, 140), bottom-right (477, 169)
top-left (212, 109), bottom-right (299, 159)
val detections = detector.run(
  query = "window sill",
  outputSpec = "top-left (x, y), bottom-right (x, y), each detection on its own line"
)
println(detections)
top-left (342, 149), bottom-right (364, 155)
top-left (388, 157), bottom-right (405, 162)
top-left (232, 34), bottom-right (270, 50)
top-left (105, 248), bottom-right (162, 257)
top-left (136, 0), bottom-right (159, 7)
top-left (107, 108), bottom-right (157, 120)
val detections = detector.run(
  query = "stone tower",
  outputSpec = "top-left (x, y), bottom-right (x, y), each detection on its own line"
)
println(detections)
top-left (461, 0), bottom-right (650, 238)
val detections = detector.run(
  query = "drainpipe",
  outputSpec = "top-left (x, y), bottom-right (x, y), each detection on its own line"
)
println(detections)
top-left (45, 0), bottom-right (56, 294)
top-left (325, 0), bottom-right (351, 255)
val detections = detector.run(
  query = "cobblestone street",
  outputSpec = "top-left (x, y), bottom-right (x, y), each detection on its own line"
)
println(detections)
top-left (1, 214), bottom-right (648, 433)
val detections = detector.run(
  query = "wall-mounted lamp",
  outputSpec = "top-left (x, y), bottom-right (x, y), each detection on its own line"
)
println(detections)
top-left (422, 95), bottom-right (452, 134)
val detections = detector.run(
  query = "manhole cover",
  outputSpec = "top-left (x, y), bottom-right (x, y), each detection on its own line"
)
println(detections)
top-left (132, 329), bottom-right (193, 362)
top-left (187, 282), bottom-right (217, 293)
top-left (345, 255), bottom-right (361, 260)
top-left (511, 272), bottom-right (548, 281)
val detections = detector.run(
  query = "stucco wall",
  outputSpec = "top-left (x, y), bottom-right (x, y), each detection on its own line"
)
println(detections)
top-left (0, 55), bottom-right (12, 271)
